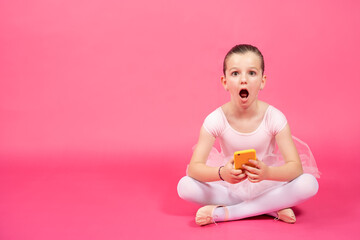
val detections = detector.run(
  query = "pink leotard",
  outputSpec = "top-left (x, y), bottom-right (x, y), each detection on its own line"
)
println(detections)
top-left (203, 105), bottom-right (287, 162)
top-left (196, 105), bottom-right (319, 200)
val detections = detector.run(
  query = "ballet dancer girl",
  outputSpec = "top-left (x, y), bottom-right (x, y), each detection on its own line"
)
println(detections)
top-left (177, 44), bottom-right (320, 225)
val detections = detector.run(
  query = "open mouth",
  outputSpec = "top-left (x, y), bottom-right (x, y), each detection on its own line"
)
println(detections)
top-left (239, 89), bottom-right (249, 99)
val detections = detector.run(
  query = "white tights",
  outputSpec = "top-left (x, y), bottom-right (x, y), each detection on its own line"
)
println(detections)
top-left (177, 173), bottom-right (318, 221)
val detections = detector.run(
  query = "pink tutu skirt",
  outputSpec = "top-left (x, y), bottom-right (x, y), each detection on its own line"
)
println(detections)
top-left (191, 136), bottom-right (320, 201)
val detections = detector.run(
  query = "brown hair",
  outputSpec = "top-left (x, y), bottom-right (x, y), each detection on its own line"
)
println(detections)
top-left (223, 44), bottom-right (265, 75)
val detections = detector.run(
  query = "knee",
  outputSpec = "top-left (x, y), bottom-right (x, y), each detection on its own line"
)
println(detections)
top-left (177, 176), bottom-right (198, 201)
top-left (293, 173), bottom-right (319, 200)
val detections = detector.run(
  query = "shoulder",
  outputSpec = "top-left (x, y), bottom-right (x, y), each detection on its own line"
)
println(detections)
top-left (203, 106), bottom-right (227, 137)
top-left (258, 100), bottom-right (270, 115)
top-left (264, 105), bottom-right (288, 135)
top-left (267, 104), bottom-right (285, 116)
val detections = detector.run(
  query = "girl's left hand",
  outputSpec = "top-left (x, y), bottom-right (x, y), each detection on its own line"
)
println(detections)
top-left (243, 159), bottom-right (269, 183)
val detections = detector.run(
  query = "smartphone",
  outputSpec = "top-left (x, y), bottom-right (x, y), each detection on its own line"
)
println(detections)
top-left (234, 149), bottom-right (257, 170)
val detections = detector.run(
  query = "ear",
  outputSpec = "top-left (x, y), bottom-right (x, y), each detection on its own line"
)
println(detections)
top-left (221, 75), bottom-right (229, 91)
top-left (260, 74), bottom-right (267, 90)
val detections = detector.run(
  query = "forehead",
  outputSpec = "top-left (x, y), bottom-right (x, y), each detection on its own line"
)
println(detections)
top-left (226, 52), bottom-right (262, 69)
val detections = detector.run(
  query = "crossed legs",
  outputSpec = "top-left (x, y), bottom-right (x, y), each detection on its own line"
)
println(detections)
top-left (177, 173), bottom-right (318, 223)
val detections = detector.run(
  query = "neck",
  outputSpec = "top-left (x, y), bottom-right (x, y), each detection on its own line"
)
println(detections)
top-left (228, 99), bottom-right (260, 118)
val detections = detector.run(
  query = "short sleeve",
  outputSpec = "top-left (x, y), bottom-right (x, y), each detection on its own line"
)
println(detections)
top-left (265, 106), bottom-right (288, 136)
top-left (203, 108), bottom-right (226, 138)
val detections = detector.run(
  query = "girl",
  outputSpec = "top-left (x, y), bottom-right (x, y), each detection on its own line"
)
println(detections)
top-left (177, 44), bottom-right (320, 226)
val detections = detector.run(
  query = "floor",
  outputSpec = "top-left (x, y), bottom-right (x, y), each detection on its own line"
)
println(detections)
top-left (1, 150), bottom-right (359, 240)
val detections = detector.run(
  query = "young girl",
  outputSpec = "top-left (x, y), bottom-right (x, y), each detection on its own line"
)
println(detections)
top-left (177, 44), bottom-right (320, 226)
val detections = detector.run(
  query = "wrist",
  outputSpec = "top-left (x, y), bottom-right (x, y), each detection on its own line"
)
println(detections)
top-left (218, 166), bottom-right (225, 181)
top-left (264, 166), bottom-right (272, 180)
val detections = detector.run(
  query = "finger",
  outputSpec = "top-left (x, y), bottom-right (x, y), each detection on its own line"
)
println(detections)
top-left (234, 173), bottom-right (246, 179)
top-left (239, 173), bottom-right (247, 179)
top-left (233, 174), bottom-right (247, 183)
top-left (243, 165), bottom-right (260, 175)
top-left (245, 171), bottom-right (258, 179)
top-left (249, 159), bottom-right (260, 168)
top-left (231, 169), bottom-right (243, 175)
top-left (247, 175), bottom-right (254, 182)
top-left (248, 177), bottom-right (260, 183)
top-left (247, 173), bottom-right (260, 182)
top-left (231, 174), bottom-right (245, 182)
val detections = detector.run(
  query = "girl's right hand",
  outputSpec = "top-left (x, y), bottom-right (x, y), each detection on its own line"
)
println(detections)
top-left (221, 158), bottom-right (247, 184)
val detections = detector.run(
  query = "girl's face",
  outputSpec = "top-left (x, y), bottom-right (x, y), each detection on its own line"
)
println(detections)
top-left (221, 52), bottom-right (266, 109)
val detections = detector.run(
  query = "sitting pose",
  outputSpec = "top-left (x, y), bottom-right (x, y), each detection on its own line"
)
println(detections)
top-left (177, 44), bottom-right (320, 226)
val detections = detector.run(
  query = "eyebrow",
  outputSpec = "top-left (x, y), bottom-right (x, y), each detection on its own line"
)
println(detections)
top-left (228, 67), bottom-right (259, 71)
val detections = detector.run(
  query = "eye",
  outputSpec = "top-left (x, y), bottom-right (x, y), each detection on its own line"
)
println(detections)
top-left (249, 71), bottom-right (256, 76)
top-left (231, 71), bottom-right (239, 76)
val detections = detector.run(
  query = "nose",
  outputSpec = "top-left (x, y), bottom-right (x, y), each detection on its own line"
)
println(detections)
top-left (240, 74), bottom-right (247, 84)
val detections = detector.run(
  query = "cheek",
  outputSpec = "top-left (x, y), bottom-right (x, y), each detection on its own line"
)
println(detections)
top-left (250, 78), bottom-right (263, 88)
top-left (228, 77), bottom-right (240, 85)
top-left (229, 81), bottom-right (240, 91)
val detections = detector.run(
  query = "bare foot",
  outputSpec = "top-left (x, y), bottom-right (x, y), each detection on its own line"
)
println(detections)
top-left (276, 208), bottom-right (296, 223)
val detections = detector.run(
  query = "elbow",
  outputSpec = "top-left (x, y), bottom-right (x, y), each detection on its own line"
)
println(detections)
top-left (187, 163), bottom-right (196, 179)
top-left (288, 162), bottom-right (303, 181)
top-left (187, 162), bottom-right (206, 181)
top-left (295, 162), bottom-right (304, 178)
top-left (299, 162), bottom-right (304, 174)
top-left (187, 168), bottom-right (194, 178)
top-left (297, 169), bottom-right (304, 178)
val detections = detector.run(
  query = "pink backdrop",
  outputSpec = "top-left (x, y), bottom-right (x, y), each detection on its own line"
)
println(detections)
top-left (1, 0), bottom-right (360, 239)
top-left (1, 0), bottom-right (360, 159)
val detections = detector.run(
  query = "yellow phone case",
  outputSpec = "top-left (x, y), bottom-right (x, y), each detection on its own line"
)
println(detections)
top-left (234, 149), bottom-right (257, 170)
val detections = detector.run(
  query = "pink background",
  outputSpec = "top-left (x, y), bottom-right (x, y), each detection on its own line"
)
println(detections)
top-left (1, 0), bottom-right (360, 239)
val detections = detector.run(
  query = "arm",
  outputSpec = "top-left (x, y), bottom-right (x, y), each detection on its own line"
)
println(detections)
top-left (188, 126), bottom-right (246, 183)
top-left (244, 124), bottom-right (303, 182)
top-left (267, 123), bottom-right (303, 181)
